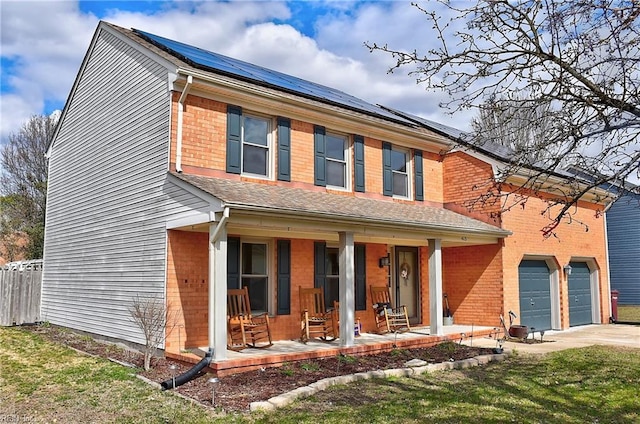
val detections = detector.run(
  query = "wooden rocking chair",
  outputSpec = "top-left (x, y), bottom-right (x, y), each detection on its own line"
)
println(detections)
top-left (227, 287), bottom-right (273, 351)
top-left (299, 287), bottom-right (337, 343)
top-left (370, 285), bottom-right (411, 334)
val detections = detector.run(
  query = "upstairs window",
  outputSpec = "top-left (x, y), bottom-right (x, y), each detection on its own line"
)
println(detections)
top-left (226, 105), bottom-right (272, 178)
top-left (314, 125), bottom-right (350, 190)
top-left (325, 133), bottom-right (348, 189)
top-left (391, 148), bottom-right (409, 198)
top-left (242, 115), bottom-right (271, 177)
top-left (383, 142), bottom-right (411, 199)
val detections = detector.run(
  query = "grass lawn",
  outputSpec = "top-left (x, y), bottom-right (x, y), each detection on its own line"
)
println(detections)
top-left (617, 305), bottom-right (640, 322)
top-left (2, 326), bottom-right (639, 423)
top-left (0, 327), bottom-right (238, 424)
top-left (264, 346), bottom-right (640, 424)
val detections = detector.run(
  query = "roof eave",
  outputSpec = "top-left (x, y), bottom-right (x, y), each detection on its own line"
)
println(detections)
top-left (173, 68), bottom-right (451, 153)
top-left (506, 172), bottom-right (615, 205)
top-left (224, 202), bottom-right (511, 239)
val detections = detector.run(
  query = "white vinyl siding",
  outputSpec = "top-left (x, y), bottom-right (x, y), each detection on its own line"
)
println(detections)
top-left (42, 28), bottom-right (208, 346)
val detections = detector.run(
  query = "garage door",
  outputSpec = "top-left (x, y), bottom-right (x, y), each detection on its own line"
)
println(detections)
top-left (568, 262), bottom-right (592, 326)
top-left (518, 260), bottom-right (552, 331)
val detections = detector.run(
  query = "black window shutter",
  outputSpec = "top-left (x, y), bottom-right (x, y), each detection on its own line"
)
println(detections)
top-left (314, 241), bottom-right (326, 299)
top-left (314, 125), bottom-right (326, 186)
top-left (414, 149), bottom-right (424, 201)
top-left (382, 141), bottom-right (393, 196)
top-left (277, 117), bottom-right (291, 182)
top-left (226, 105), bottom-right (242, 174)
top-left (354, 135), bottom-right (365, 192)
top-left (227, 236), bottom-right (241, 290)
top-left (277, 240), bottom-right (291, 315)
top-left (355, 244), bottom-right (366, 311)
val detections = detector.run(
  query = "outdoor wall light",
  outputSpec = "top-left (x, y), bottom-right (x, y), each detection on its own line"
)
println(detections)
top-left (563, 264), bottom-right (572, 276)
top-left (379, 255), bottom-right (390, 268)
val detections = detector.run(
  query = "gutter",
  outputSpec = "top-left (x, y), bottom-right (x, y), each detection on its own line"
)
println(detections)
top-left (175, 75), bottom-right (193, 173)
top-left (173, 68), bottom-right (450, 151)
top-left (225, 202), bottom-right (511, 239)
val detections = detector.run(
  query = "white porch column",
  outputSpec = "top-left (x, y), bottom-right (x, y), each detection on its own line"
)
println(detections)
top-left (209, 221), bottom-right (228, 361)
top-left (428, 238), bottom-right (444, 336)
top-left (339, 232), bottom-right (355, 347)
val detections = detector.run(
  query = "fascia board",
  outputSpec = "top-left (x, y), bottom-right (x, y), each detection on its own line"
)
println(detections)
top-left (504, 172), bottom-right (614, 204)
top-left (47, 22), bottom-right (179, 156)
top-left (449, 146), bottom-right (503, 180)
top-left (450, 146), bottom-right (613, 205)
top-left (166, 172), bottom-right (224, 212)
top-left (174, 68), bottom-right (451, 154)
top-left (226, 203), bottom-right (511, 239)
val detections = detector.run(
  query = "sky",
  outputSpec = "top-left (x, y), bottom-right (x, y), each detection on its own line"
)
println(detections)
top-left (0, 0), bottom-right (470, 144)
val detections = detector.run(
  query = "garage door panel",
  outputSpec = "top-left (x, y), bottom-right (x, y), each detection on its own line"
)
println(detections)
top-left (569, 262), bottom-right (592, 326)
top-left (518, 260), bottom-right (552, 331)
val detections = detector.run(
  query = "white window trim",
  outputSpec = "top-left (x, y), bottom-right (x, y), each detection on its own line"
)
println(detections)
top-left (325, 132), bottom-right (352, 191)
top-left (240, 113), bottom-right (274, 180)
top-left (392, 146), bottom-right (412, 200)
top-left (239, 238), bottom-right (274, 315)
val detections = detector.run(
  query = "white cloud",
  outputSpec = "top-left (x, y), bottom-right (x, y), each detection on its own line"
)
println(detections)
top-left (1, 1), bottom-right (98, 140)
top-left (0, 0), bottom-right (467, 145)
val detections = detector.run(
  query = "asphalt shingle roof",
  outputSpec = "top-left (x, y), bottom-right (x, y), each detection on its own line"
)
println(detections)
top-left (171, 172), bottom-right (510, 237)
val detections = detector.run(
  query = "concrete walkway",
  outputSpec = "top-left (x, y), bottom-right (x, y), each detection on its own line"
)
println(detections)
top-left (463, 323), bottom-right (640, 354)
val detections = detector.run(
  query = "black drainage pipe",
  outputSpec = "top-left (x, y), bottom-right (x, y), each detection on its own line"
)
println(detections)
top-left (161, 349), bottom-right (213, 390)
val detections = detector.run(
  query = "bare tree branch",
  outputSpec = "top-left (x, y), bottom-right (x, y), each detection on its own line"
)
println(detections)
top-left (128, 294), bottom-right (178, 371)
top-left (367, 0), bottom-right (640, 231)
top-left (0, 114), bottom-right (57, 259)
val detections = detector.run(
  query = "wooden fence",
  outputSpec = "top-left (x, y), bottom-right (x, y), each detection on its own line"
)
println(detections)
top-left (0, 260), bottom-right (42, 326)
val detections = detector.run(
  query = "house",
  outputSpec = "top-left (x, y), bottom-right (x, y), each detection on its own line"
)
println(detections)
top-left (606, 188), bottom-right (640, 306)
top-left (42, 21), bottom-right (613, 366)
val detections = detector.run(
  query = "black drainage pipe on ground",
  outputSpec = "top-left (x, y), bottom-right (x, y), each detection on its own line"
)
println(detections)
top-left (161, 348), bottom-right (213, 390)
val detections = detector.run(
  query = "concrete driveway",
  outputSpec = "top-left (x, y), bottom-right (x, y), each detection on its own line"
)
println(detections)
top-left (466, 324), bottom-right (640, 354)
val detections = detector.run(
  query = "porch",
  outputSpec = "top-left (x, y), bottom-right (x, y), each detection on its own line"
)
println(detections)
top-left (167, 324), bottom-right (497, 376)
top-left (164, 173), bottom-right (511, 367)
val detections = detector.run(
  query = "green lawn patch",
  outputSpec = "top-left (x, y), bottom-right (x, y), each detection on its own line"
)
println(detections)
top-left (260, 346), bottom-right (640, 424)
top-left (0, 327), bottom-right (241, 423)
top-left (2, 326), bottom-right (639, 424)
top-left (617, 305), bottom-right (640, 322)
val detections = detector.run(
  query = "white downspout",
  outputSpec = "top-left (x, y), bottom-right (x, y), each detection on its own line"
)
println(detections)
top-left (603, 212), bottom-right (613, 321)
top-left (176, 75), bottom-right (193, 173)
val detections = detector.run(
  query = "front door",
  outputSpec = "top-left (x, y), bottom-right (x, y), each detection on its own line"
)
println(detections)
top-left (395, 246), bottom-right (419, 324)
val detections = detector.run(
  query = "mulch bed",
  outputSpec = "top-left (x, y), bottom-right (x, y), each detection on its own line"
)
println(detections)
top-left (23, 324), bottom-right (494, 412)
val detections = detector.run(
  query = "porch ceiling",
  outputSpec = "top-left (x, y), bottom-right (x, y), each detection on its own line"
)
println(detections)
top-left (169, 172), bottom-right (511, 246)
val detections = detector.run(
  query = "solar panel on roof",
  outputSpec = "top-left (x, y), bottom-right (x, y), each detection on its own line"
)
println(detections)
top-left (133, 29), bottom-right (416, 126)
top-left (381, 106), bottom-right (517, 160)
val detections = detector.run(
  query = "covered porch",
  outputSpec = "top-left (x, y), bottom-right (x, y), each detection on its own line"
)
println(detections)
top-left (164, 172), bottom-right (510, 368)
top-left (168, 324), bottom-right (498, 376)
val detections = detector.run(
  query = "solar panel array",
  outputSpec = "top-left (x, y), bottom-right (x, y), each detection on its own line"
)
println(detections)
top-left (133, 29), bottom-right (416, 125)
top-left (383, 106), bottom-right (517, 160)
